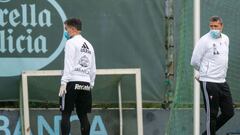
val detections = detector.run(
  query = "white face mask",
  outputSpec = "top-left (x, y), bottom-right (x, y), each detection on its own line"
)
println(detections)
top-left (210, 29), bottom-right (221, 39)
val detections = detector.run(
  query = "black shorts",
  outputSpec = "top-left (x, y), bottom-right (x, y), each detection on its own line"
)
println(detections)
top-left (60, 81), bottom-right (92, 114)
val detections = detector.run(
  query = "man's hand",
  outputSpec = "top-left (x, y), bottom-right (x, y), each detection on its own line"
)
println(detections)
top-left (194, 73), bottom-right (200, 82)
top-left (59, 84), bottom-right (67, 97)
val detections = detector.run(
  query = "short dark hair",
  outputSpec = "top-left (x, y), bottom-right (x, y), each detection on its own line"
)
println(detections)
top-left (64, 18), bottom-right (82, 30)
top-left (209, 16), bottom-right (223, 24)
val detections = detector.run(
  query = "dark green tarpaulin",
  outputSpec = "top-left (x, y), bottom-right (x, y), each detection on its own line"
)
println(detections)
top-left (0, 0), bottom-right (166, 103)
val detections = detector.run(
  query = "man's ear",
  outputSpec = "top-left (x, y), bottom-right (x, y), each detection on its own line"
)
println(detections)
top-left (221, 24), bottom-right (224, 32)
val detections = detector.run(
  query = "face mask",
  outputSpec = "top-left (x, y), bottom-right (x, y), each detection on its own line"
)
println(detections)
top-left (64, 31), bottom-right (70, 40)
top-left (210, 29), bottom-right (221, 39)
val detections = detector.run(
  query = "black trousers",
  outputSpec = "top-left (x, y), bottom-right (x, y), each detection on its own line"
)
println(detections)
top-left (200, 81), bottom-right (234, 135)
top-left (60, 82), bottom-right (92, 135)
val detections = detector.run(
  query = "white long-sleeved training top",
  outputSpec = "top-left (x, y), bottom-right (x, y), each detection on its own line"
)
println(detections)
top-left (61, 35), bottom-right (96, 87)
top-left (191, 32), bottom-right (229, 83)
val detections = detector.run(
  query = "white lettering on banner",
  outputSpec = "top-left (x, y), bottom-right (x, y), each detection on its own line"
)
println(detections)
top-left (0, 29), bottom-right (47, 53)
top-left (0, 4), bottom-right (50, 54)
top-left (0, 0), bottom-right (67, 77)
top-left (0, 115), bottom-right (108, 135)
top-left (0, 4), bottom-right (52, 27)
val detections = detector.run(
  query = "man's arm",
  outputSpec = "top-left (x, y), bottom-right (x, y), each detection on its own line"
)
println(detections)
top-left (90, 49), bottom-right (96, 88)
top-left (190, 39), bottom-right (206, 71)
top-left (61, 41), bottom-right (75, 85)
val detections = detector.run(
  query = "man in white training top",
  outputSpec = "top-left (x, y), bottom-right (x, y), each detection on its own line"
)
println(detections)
top-left (191, 16), bottom-right (234, 135)
top-left (59, 18), bottom-right (96, 135)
